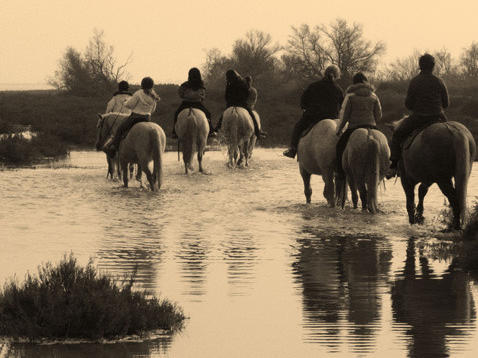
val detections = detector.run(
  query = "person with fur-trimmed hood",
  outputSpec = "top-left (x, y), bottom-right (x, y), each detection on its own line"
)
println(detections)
top-left (335, 72), bottom-right (382, 179)
top-left (105, 80), bottom-right (132, 114)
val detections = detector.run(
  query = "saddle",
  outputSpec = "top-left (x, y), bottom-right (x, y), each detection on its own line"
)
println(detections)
top-left (401, 119), bottom-right (443, 151)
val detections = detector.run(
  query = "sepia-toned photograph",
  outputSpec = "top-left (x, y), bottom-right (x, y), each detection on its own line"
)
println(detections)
top-left (1, 0), bottom-right (478, 356)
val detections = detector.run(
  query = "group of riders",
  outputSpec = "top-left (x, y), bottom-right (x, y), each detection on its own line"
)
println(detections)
top-left (102, 53), bottom-right (449, 179)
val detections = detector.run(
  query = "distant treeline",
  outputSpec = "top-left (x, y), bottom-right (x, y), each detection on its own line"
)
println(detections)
top-left (1, 78), bottom-right (477, 157)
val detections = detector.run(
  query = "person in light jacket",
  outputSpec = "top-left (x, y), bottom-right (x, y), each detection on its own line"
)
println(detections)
top-left (104, 77), bottom-right (160, 157)
top-left (335, 72), bottom-right (382, 179)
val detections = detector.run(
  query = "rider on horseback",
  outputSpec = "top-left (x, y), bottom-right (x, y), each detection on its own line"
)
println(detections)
top-left (104, 77), bottom-right (160, 157)
top-left (387, 53), bottom-right (449, 178)
top-left (214, 70), bottom-right (267, 139)
top-left (171, 67), bottom-right (217, 139)
top-left (105, 80), bottom-right (132, 114)
top-left (335, 72), bottom-right (382, 179)
top-left (283, 65), bottom-right (344, 159)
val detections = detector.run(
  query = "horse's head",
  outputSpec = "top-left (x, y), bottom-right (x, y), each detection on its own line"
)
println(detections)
top-left (385, 115), bottom-right (409, 132)
top-left (95, 113), bottom-right (108, 151)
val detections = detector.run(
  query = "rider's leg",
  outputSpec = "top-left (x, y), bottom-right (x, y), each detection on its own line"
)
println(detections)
top-left (389, 115), bottom-right (417, 168)
top-left (283, 114), bottom-right (310, 158)
top-left (245, 107), bottom-right (266, 138)
top-left (336, 128), bottom-right (354, 178)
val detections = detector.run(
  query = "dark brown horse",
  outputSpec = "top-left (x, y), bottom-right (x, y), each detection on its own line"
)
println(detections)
top-left (393, 119), bottom-right (476, 229)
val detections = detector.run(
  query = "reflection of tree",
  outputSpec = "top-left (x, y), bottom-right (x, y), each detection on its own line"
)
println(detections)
top-left (291, 229), bottom-right (392, 353)
top-left (392, 238), bottom-right (476, 358)
top-left (8, 335), bottom-right (173, 357)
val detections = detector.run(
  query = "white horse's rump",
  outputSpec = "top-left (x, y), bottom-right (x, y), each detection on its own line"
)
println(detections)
top-left (340, 128), bottom-right (390, 213)
top-left (297, 119), bottom-right (340, 206)
top-left (175, 108), bottom-right (209, 174)
top-left (221, 107), bottom-right (255, 168)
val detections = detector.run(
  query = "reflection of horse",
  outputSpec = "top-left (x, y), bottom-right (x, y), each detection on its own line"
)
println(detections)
top-left (221, 107), bottom-right (256, 168)
top-left (392, 238), bottom-right (475, 357)
top-left (297, 119), bottom-right (340, 206)
top-left (176, 108), bottom-right (209, 174)
top-left (392, 119), bottom-right (475, 228)
top-left (339, 128), bottom-right (390, 213)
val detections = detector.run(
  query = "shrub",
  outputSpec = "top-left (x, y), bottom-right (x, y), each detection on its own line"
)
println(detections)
top-left (0, 132), bottom-right (68, 165)
top-left (0, 254), bottom-right (185, 341)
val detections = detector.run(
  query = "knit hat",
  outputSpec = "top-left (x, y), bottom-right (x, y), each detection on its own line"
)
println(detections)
top-left (118, 80), bottom-right (129, 91)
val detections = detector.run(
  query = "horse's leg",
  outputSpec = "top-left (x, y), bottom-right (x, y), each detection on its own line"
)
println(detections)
top-left (348, 175), bottom-right (358, 209)
top-left (437, 179), bottom-right (460, 229)
top-left (121, 159), bottom-right (129, 188)
top-left (323, 170), bottom-right (335, 207)
top-left (358, 182), bottom-right (368, 211)
top-left (300, 166), bottom-right (312, 204)
top-left (401, 177), bottom-right (416, 224)
top-left (416, 183), bottom-right (430, 224)
top-left (139, 158), bottom-right (155, 191)
top-left (243, 141), bottom-right (250, 167)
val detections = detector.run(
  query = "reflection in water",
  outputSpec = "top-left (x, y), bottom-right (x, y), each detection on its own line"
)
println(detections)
top-left (177, 232), bottom-right (208, 298)
top-left (392, 238), bottom-right (476, 358)
top-left (8, 335), bottom-right (173, 358)
top-left (2, 150), bottom-right (478, 357)
top-left (291, 227), bottom-right (392, 354)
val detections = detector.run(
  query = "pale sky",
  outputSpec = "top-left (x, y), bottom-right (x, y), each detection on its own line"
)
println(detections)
top-left (1, 0), bottom-right (477, 86)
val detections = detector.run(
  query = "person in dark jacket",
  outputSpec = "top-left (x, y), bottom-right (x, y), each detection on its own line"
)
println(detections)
top-left (283, 65), bottom-right (344, 158)
top-left (335, 72), bottom-right (382, 179)
top-left (171, 67), bottom-right (216, 139)
top-left (387, 53), bottom-right (449, 178)
top-left (215, 70), bottom-right (267, 139)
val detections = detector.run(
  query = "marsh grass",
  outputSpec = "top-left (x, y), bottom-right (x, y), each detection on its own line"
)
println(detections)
top-left (0, 254), bottom-right (185, 342)
top-left (0, 132), bottom-right (68, 165)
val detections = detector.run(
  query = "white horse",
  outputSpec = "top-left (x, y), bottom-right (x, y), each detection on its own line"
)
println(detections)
top-left (221, 107), bottom-right (256, 168)
top-left (175, 108), bottom-right (209, 174)
top-left (339, 128), bottom-right (390, 213)
top-left (297, 119), bottom-right (341, 206)
top-left (97, 113), bottom-right (166, 191)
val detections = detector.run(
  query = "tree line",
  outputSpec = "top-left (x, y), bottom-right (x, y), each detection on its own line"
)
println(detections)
top-left (49, 19), bottom-right (478, 97)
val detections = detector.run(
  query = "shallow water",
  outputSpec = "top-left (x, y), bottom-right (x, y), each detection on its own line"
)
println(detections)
top-left (1, 148), bottom-right (478, 357)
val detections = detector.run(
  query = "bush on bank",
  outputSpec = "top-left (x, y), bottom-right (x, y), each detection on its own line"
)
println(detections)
top-left (0, 132), bottom-right (68, 165)
top-left (0, 254), bottom-right (185, 341)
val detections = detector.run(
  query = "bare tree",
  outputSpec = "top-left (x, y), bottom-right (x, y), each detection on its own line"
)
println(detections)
top-left (84, 29), bottom-right (131, 91)
top-left (230, 30), bottom-right (282, 80)
top-left (384, 49), bottom-right (458, 81)
top-left (284, 19), bottom-right (385, 82)
top-left (460, 42), bottom-right (478, 79)
top-left (49, 29), bottom-right (131, 96)
top-left (282, 24), bottom-right (327, 81)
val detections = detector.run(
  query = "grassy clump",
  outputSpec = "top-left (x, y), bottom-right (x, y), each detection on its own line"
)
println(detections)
top-left (460, 202), bottom-right (478, 270)
top-left (0, 132), bottom-right (68, 165)
top-left (0, 254), bottom-right (184, 341)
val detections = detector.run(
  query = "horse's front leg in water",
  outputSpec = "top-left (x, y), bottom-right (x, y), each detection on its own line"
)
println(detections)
top-left (401, 178), bottom-right (416, 224)
top-left (416, 183), bottom-right (430, 224)
top-left (121, 161), bottom-right (129, 188)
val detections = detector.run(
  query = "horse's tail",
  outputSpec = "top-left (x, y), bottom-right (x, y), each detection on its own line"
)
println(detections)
top-left (366, 132), bottom-right (380, 213)
top-left (151, 129), bottom-right (163, 190)
top-left (183, 110), bottom-right (197, 168)
top-left (453, 129), bottom-right (474, 225)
